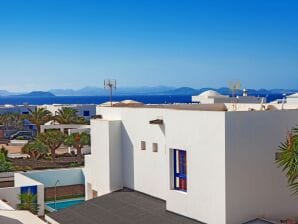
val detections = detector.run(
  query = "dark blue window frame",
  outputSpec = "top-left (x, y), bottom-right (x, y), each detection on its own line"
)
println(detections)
top-left (174, 149), bottom-right (187, 192)
top-left (83, 111), bottom-right (90, 116)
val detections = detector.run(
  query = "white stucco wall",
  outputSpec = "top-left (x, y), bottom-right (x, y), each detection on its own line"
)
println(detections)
top-left (14, 173), bottom-right (44, 216)
top-left (0, 187), bottom-right (20, 211)
top-left (22, 168), bottom-right (84, 188)
top-left (84, 119), bottom-right (122, 197)
top-left (92, 107), bottom-right (227, 224)
top-left (88, 106), bottom-right (298, 224)
top-left (0, 173), bottom-right (44, 216)
top-left (225, 110), bottom-right (298, 224)
top-left (165, 110), bottom-right (226, 224)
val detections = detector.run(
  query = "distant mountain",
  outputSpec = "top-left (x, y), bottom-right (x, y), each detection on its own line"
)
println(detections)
top-left (1, 86), bottom-right (298, 97)
top-left (0, 90), bottom-right (11, 96)
top-left (15, 91), bottom-right (55, 97)
top-left (163, 87), bottom-right (200, 95)
top-left (49, 86), bottom-right (176, 96)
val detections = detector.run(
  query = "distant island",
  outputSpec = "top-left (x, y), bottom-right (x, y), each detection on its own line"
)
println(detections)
top-left (14, 91), bottom-right (56, 98)
top-left (0, 86), bottom-right (297, 97)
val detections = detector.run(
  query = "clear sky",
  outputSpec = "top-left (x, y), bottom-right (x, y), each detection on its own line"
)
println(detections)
top-left (0, 0), bottom-right (298, 91)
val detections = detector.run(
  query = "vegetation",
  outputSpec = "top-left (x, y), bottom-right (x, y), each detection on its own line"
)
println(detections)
top-left (64, 133), bottom-right (90, 164)
top-left (54, 107), bottom-right (88, 124)
top-left (0, 113), bottom-right (25, 129)
top-left (38, 130), bottom-right (66, 161)
top-left (276, 128), bottom-right (298, 195)
top-left (22, 140), bottom-right (49, 160)
top-left (26, 108), bottom-right (52, 133)
top-left (0, 146), bottom-right (8, 158)
top-left (0, 152), bottom-right (12, 172)
top-left (17, 192), bottom-right (39, 214)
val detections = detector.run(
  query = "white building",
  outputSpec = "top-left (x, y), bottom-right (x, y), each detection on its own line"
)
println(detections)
top-left (83, 103), bottom-right (298, 224)
top-left (286, 93), bottom-right (298, 104)
top-left (0, 104), bottom-right (36, 115)
top-left (192, 90), bottom-right (266, 104)
top-left (38, 104), bottom-right (96, 120)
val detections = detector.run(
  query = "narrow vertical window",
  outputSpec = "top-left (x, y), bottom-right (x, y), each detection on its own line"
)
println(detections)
top-left (152, 143), bottom-right (158, 152)
top-left (141, 141), bottom-right (146, 150)
top-left (174, 149), bottom-right (187, 191)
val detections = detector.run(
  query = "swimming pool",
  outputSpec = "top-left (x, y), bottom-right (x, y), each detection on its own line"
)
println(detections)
top-left (46, 198), bottom-right (84, 212)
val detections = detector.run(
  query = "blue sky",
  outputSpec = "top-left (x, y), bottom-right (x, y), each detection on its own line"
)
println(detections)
top-left (0, 0), bottom-right (298, 91)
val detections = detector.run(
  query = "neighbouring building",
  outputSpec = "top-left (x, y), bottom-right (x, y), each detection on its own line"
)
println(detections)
top-left (192, 89), bottom-right (266, 104)
top-left (79, 103), bottom-right (298, 224)
top-left (286, 93), bottom-right (298, 104)
top-left (0, 104), bottom-right (36, 115)
top-left (38, 104), bottom-right (97, 120)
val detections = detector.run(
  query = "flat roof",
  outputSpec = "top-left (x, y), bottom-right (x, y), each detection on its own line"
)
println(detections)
top-left (48, 189), bottom-right (203, 224)
top-left (102, 103), bottom-right (228, 111)
top-left (98, 103), bottom-right (298, 112)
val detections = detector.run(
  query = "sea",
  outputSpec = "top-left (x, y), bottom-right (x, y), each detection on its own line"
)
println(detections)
top-left (0, 94), bottom-right (284, 105)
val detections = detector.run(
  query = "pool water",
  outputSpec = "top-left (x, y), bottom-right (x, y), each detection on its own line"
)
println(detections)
top-left (46, 198), bottom-right (84, 211)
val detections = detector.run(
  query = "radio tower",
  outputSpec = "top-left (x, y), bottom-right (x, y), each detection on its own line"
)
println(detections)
top-left (104, 79), bottom-right (117, 107)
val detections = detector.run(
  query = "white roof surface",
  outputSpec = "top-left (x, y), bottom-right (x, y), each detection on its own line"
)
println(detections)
top-left (198, 90), bottom-right (227, 98)
top-left (287, 93), bottom-right (298, 98)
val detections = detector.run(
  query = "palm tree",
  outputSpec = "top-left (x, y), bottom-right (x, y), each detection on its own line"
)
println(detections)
top-left (17, 192), bottom-right (39, 214)
top-left (276, 128), bottom-right (298, 195)
top-left (0, 113), bottom-right (25, 129)
top-left (22, 140), bottom-right (49, 160)
top-left (26, 108), bottom-right (52, 133)
top-left (38, 130), bottom-right (65, 161)
top-left (64, 132), bottom-right (90, 164)
top-left (54, 107), bottom-right (88, 124)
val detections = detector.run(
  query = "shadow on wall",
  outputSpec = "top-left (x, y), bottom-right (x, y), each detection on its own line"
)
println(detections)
top-left (121, 124), bottom-right (134, 189)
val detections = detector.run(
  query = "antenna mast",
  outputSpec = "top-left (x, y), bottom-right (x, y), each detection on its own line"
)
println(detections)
top-left (228, 81), bottom-right (241, 111)
top-left (104, 79), bottom-right (117, 106)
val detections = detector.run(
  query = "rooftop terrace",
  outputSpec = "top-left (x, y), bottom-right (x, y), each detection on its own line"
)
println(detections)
top-left (48, 189), bottom-right (203, 224)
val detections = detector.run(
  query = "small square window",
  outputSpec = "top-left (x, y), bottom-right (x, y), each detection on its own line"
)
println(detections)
top-left (83, 111), bottom-right (90, 116)
top-left (152, 143), bottom-right (158, 152)
top-left (141, 141), bottom-right (146, 150)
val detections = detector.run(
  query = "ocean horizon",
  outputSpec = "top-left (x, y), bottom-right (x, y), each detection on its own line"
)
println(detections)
top-left (0, 94), bottom-right (283, 105)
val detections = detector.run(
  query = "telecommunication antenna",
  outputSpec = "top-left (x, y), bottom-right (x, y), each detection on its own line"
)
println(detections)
top-left (228, 81), bottom-right (242, 110)
top-left (104, 79), bottom-right (117, 106)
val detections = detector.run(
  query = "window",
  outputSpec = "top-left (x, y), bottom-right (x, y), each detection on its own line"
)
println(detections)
top-left (22, 111), bottom-right (29, 115)
top-left (83, 110), bottom-right (90, 116)
top-left (174, 149), bottom-right (187, 191)
top-left (152, 143), bottom-right (158, 152)
top-left (141, 141), bottom-right (146, 150)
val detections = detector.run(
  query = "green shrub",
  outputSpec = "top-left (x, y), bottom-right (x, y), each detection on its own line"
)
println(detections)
top-left (0, 146), bottom-right (8, 158)
top-left (0, 152), bottom-right (12, 172)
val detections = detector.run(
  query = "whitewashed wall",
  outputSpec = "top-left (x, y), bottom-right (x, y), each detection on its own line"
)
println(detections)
top-left (14, 173), bottom-right (44, 216)
top-left (84, 119), bottom-right (122, 197)
top-left (0, 173), bottom-right (44, 216)
top-left (22, 168), bottom-right (84, 188)
top-left (225, 110), bottom-right (298, 224)
top-left (91, 106), bottom-right (227, 224)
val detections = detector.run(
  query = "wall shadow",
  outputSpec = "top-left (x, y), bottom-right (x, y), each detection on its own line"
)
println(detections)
top-left (121, 124), bottom-right (134, 189)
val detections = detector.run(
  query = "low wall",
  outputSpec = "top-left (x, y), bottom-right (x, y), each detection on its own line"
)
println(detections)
top-left (14, 173), bottom-right (44, 216)
top-left (45, 184), bottom-right (85, 200)
top-left (23, 168), bottom-right (84, 187)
